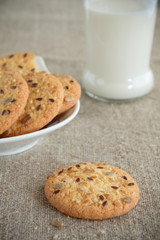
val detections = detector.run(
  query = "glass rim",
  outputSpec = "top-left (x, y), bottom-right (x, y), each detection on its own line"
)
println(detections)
top-left (84, 0), bottom-right (158, 15)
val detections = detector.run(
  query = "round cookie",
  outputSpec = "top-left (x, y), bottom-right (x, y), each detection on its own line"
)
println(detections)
top-left (45, 162), bottom-right (139, 220)
top-left (0, 71), bottom-right (29, 135)
top-left (52, 74), bottom-right (81, 114)
top-left (2, 72), bottom-right (64, 137)
top-left (0, 52), bottom-right (38, 75)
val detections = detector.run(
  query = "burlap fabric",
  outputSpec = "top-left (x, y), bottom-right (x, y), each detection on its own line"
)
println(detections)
top-left (0, 0), bottom-right (160, 239)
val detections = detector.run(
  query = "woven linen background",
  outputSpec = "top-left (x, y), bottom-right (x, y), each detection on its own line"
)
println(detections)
top-left (0, 0), bottom-right (160, 239)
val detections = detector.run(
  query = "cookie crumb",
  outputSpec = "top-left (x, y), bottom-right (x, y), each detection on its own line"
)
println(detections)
top-left (51, 221), bottom-right (64, 227)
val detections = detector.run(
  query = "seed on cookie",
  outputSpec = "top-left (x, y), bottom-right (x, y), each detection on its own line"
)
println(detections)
top-left (36, 98), bottom-right (43, 101)
top-left (9, 54), bottom-right (14, 58)
top-left (1, 110), bottom-right (7, 116)
top-left (111, 186), bottom-right (119, 189)
top-left (99, 195), bottom-right (104, 200)
top-left (0, 89), bottom-right (4, 94)
top-left (2, 63), bottom-right (7, 67)
top-left (76, 178), bottom-right (80, 182)
top-left (97, 166), bottom-right (104, 169)
top-left (6, 110), bottom-right (11, 114)
top-left (18, 65), bottom-right (23, 69)
top-left (64, 97), bottom-right (75, 102)
top-left (21, 114), bottom-right (32, 124)
top-left (49, 98), bottom-right (55, 102)
top-left (23, 53), bottom-right (28, 58)
top-left (31, 83), bottom-right (38, 88)
top-left (53, 183), bottom-right (65, 189)
top-left (10, 86), bottom-right (17, 89)
top-left (84, 168), bottom-right (95, 173)
top-left (102, 201), bottom-right (108, 207)
top-left (128, 183), bottom-right (135, 186)
top-left (123, 197), bottom-right (132, 203)
top-left (58, 170), bottom-right (64, 175)
top-left (104, 172), bottom-right (115, 176)
top-left (2, 97), bottom-right (14, 105)
top-left (67, 167), bottom-right (72, 171)
top-left (87, 177), bottom-right (93, 181)
top-left (122, 176), bottom-right (128, 180)
top-left (36, 104), bottom-right (41, 111)
top-left (53, 190), bottom-right (60, 194)
top-left (76, 164), bottom-right (80, 168)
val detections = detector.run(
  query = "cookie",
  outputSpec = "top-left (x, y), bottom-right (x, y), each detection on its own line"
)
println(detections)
top-left (1, 72), bottom-right (64, 137)
top-left (0, 52), bottom-right (38, 75)
top-left (52, 74), bottom-right (81, 114)
top-left (0, 71), bottom-right (29, 135)
top-left (45, 162), bottom-right (139, 220)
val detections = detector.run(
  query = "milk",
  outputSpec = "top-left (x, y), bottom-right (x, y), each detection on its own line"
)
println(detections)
top-left (83, 0), bottom-right (157, 100)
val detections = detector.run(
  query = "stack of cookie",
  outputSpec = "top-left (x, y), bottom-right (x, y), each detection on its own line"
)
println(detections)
top-left (0, 52), bottom-right (81, 137)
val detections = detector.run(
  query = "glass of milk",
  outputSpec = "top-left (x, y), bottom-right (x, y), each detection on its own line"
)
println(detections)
top-left (83, 0), bottom-right (157, 101)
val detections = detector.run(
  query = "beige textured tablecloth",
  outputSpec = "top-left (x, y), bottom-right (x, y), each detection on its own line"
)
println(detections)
top-left (0, 1), bottom-right (160, 239)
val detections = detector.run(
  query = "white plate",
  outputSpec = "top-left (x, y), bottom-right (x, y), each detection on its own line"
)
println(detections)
top-left (0, 56), bottom-right (80, 156)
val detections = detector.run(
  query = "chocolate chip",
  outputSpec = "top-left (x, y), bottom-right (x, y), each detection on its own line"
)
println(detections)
top-left (76, 164), bottom-right (80, 168)
top-left (31, 68), bottom-right (35, 72)
top-left (27, 80), bottom-right (33, 83)
top-left (21, 114), bottom-right (32, 124)
top-left (23, 53), bottom-right (28, 58)
top-left (8, 54), bottom-right (14, 58)
top-left (53, 190), bottom-right (60, 194)
top-left (122, 176), bottom-right (128, 180)
top-left (36, 98), bottom-right (43, 101)
top-left (18, 65), bottom-right (23, 69)
top-left (2, 63), bottom-right (6, 67)
top-left (128, 183), bottom-right (135, 186)
top-left (49, 98), bottom-right (55, 102)
top-left (10, 86), bottom-right (17, 89)
top-left (0, 89), bottom-right (4, 94)
top-left (31, 83), bottom-right (38, 88)
top-left (76, 178), bottom-right (80, 182)
top-left (67, 167), bottom-right (72, 171)
top-left (65, 86), bottom-right (69, 89)
top-left (124, 197), bottom-right (132, 203)
top-left (36, 104), bottom-right (41, 111)
top-left (99, 195), bottom-right (104, 200)
top-left (87, 177), bottom-right (93, 181)
top-left (97, 166), bottom-right (104, 169)
top-left (58, 170), bottom-right (63, 175)
top-left (111, 186), bottom-right (119, 189)
top-left (11, 99), bottom-right (16, 103)
top-left (102, 201), bottom-right (108, 207)
top-left (70, 80), bottom-right (74, 83)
